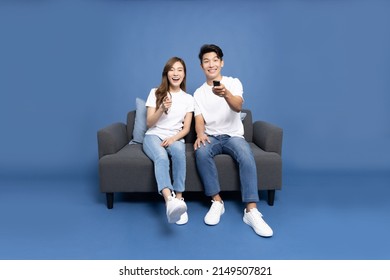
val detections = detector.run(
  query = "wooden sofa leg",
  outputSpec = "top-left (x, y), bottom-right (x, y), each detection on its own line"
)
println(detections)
top-left (267, 190), bottom-right (275, 206)
top-left (106, 193), bottom-right (114, 209)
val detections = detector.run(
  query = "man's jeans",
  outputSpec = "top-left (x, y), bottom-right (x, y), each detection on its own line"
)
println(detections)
top-left (143, 134), bottom-right (186, 194)
top-left (195, 135), bottom-right (259, 202)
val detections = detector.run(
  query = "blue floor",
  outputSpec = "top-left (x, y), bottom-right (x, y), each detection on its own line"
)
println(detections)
top-left (1, 171), bottom-right (389, 260)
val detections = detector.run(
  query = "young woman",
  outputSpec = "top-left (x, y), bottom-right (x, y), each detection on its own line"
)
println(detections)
top-left (142, 57), bottom-right (194, 225)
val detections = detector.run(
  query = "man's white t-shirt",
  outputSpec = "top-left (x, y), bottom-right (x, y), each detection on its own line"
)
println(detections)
top-left (194, 76), bottom-right (244, 138)
top-left (145, 88), bottom-right (194, 141)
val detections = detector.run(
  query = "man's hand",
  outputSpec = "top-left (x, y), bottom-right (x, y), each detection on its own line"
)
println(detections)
top-left (212, 83), bottom-right (226, 98)
top-left (194, 134), bottom-right (210, 150)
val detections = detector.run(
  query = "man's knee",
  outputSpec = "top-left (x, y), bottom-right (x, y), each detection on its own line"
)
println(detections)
top-left (195, 147), bottom-right (209, 160)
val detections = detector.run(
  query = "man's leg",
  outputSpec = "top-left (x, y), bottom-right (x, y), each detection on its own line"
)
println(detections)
top-left (223, 137), bottom-right (259, 203)
top-left (224, 137), bottom-right (273, 237)
top-left (195, 136), bottom-right (225, 225)
top-left (194, 136), bottom-right (223, 197)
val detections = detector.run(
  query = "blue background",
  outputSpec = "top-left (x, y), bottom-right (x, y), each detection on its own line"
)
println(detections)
top-left (1, 0), bottom-right (389, 180)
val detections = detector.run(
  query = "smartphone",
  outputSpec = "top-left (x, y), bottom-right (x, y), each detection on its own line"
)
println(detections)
top-left (213, 80), bottom-right (220, 87)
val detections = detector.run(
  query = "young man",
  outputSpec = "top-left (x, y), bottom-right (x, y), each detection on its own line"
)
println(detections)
top-left (193, 44), bottom-right (273, 237)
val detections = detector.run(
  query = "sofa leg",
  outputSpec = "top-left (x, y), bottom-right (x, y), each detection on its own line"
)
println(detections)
top-left (106, 193), bottom-right (114, 209)
top-left (267, 190), bottom-right (275, 206)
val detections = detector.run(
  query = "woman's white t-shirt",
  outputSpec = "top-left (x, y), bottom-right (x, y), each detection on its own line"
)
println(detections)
top-left (145, 88), bottom-right (194, 141)
top-left (193, 76), bottom-right (244, 138)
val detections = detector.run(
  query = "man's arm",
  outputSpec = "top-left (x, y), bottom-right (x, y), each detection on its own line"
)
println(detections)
top-left (193, 114), bottom-right (210, 150)
top-left (212, 85), bottom-right (243, 112)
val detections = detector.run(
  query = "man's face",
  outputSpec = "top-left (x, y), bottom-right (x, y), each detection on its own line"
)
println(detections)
top-left (200, 52), bottom-right (224, 81)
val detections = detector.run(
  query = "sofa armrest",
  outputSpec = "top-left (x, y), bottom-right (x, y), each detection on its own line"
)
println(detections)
top-left (97, 122), bottom-right (128, 159)
top-left (253, 121), bottom-right (283, 155)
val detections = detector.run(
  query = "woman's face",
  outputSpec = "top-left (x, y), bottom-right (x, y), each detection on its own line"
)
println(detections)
top-left (168, 61), bottom-right (185, 90)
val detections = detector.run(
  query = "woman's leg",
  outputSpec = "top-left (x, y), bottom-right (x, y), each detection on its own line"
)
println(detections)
top-left (166, 140), bottom-right (188, 224)
top-left (166, 140), bottom-right (186, 195)
top-left (143, 135), bottom-right (186, 223)
top-left (142, 134), bottom-right (173, 196)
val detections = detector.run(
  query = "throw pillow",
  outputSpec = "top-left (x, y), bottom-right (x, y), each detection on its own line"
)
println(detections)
top-left (131, 97), bottom-right (147, 144)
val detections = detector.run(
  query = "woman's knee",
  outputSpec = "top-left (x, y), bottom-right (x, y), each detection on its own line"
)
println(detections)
top-left (169, 144), bottom-right (185, 159)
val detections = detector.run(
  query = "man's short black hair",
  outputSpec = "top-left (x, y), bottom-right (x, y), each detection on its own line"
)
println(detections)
top-left (198, 44), bottom-right (224, 62)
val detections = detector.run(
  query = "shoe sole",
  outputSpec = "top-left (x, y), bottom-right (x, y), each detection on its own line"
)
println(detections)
top-left (175, 213), bottom-right (188, 225)
top-left (167, 205), bottom-right (187, 224)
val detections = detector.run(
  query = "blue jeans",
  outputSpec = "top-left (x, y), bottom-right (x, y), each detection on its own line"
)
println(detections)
top-left (143, 134), bottom-right (186, 194)
top-left (195, 135), bottom-right (259, 202)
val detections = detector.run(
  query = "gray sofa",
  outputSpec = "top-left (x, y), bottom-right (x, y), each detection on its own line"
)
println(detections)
top-left (97, 109), bottom-right (283, 209)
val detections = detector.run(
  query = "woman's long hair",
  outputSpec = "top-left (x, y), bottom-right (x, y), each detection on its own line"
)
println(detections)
top-left (155, 57), bottom-right (187, 109)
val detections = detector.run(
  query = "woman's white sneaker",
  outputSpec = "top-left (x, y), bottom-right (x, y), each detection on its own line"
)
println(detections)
top-left (204, 200), bottom-right (225, 225)
top-left (243, 208), bottom-right (273, 237)
top-left (176, 212), bottom-right (188, 225)
top-left (166, 196), bottom-right (187, 224)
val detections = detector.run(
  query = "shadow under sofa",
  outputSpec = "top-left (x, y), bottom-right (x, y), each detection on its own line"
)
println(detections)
top-left (97, 109), bottom-right (283, 209)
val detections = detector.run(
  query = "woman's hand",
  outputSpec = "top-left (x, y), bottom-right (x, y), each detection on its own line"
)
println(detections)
top-left (161, 137), bottom-right (176, 147)
top-left (162, 94), bottom-right (172, 113)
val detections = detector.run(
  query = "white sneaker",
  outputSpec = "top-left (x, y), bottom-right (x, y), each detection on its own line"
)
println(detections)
top-left (166, 196), bottom-right (187, 224)
top-left (204, 200), bottom-right (225, 225)
top-left (243, 208), bottom-right (273, 237)
top-left (176, 212), bottom-right (188, 225)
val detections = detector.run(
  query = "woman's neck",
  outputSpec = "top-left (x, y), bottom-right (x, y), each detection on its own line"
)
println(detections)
top-left (169, 86), bottom-right (181, 93)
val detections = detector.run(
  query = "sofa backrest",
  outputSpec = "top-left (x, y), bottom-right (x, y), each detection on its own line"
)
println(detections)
top-left (127, 109), bottom-right (253, 143)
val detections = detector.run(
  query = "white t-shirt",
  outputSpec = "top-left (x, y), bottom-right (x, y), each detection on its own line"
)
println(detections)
top-left (145, 88), bottom-right (194, 140)
top-left (194, 76), bottom-right (244, 138)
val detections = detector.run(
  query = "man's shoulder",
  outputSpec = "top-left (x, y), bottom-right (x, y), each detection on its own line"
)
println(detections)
top-left (193, 82), bottom-right (208, 96)
top-left (222, 76), bottom-right (241, 84)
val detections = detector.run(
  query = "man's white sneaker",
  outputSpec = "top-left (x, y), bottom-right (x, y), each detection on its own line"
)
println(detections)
top-left (176, 212), bottom-right (188, 225)
top-left (204, 200), bottom-right (225, 225)
top-left (166, 196), bottom-right (187, 224)
top-left (243, 208), bottom-right (273, 237)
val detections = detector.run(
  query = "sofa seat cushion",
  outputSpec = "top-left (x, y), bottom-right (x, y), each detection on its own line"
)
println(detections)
top-left (99, 141), bottom-right (282, 194)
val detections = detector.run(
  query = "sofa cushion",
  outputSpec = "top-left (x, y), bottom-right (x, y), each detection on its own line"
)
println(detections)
top-left (131, 98), bottom-right (147, 144)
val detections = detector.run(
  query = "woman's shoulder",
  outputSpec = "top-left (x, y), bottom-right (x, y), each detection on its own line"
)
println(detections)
top-left (148, 88), bottom-right (157, 96)
top-left (182, 90), bottom-right (194, 99)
